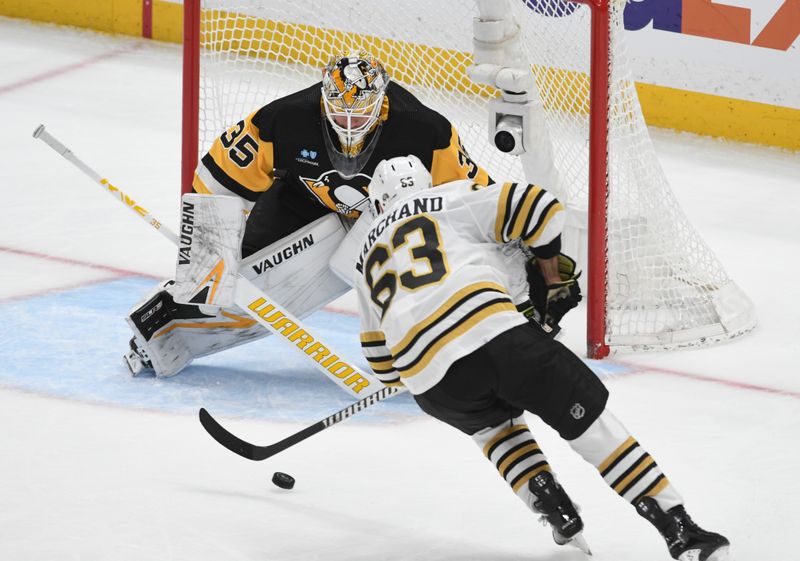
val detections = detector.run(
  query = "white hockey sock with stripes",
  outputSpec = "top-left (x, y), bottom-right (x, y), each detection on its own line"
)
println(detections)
top-left (472, 415), bottom-right (553, 514)
top-left (568, 410), bottom-right (683, 511)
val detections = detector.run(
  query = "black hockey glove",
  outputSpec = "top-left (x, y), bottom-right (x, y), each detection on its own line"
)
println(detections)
top-left (526, 253), bottom-right (582, 337)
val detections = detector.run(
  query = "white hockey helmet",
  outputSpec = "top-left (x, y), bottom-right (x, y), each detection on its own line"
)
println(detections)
top-left (369, 155), bottom-right (433, 215)
top-left (321, 52), bottom-right (390, 177)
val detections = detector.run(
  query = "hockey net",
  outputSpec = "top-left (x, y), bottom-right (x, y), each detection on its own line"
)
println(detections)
top-left (183, 0), bottom-right (756, 357)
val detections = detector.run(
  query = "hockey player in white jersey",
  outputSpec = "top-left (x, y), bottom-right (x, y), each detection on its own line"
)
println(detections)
top-left (355, 155), bottom-right (731, 561)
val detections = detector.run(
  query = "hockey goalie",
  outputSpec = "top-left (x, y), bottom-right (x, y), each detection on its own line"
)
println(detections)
top-left (124, 51), bottom-right (579, 378)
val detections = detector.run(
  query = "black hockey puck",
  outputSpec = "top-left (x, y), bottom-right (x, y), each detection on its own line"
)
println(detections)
top-left (272, 472), bottom-right (295, 489)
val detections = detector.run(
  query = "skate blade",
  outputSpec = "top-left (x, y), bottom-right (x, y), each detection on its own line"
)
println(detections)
top-left (564, 533), bottom-right (592, 556)
top-left (679, 545), bottom-right (731, 561)
top-left (705, 545), bottom-right (731, 561)
top-left (123, 353), bottom-right (143, 377)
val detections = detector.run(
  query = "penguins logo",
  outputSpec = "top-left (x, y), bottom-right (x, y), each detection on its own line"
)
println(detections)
top-left (300, 170), bottom-right (371, 218)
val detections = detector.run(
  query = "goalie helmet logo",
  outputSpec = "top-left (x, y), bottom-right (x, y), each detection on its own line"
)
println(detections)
top-left (321, 52), bottom-right (389, 177)
top-left (322, 53), bottom-right (388, 117)
top-left (299, 170), bottom-right (371, 218)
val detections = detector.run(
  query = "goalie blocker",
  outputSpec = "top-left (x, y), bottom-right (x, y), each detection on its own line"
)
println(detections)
top-left (125, 194), bottom-right (352, 377)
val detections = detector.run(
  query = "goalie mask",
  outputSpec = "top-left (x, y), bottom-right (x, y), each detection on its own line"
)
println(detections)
top-left (369, 155), bottom-right (432, 215)
top-left (321, 53), bottom-right (389, 178)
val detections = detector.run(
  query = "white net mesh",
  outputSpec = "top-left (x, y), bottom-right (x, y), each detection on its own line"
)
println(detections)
top-left (195, 0), bottom-right (755, 352)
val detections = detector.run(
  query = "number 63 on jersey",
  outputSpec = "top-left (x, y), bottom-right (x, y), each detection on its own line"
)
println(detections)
top-left (363, 215), bottom-right (450, 319)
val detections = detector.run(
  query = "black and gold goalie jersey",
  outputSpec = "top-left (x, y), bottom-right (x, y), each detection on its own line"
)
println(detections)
top-left (192, 82), bottom-right (491, 218)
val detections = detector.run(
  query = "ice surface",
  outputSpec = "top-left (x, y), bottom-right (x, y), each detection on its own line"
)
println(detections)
top-left (1, 16), bottom-right (798, 561)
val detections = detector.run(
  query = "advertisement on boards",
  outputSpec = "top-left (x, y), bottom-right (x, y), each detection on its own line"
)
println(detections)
top-left (621, 0), bottom-right (798, 107)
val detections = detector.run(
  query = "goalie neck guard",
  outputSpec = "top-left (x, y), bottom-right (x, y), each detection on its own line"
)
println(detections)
top-left (321, 53), bottom-right (389, 178)
top-left (369, 155), bottom-right (433, 215)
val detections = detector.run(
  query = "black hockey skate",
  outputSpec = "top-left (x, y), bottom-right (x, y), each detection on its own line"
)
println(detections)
top-left (529, 471), bottom-right (591, 554)
top-left (636, 497), bottom-right (730, 561)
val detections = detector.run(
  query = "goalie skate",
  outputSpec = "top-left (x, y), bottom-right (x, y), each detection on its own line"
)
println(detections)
top-left (124, 336), bottom-right (153, 377)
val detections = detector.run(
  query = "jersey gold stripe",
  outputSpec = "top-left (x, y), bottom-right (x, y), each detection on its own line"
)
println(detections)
top-left (509, 185), bottom-right (543, 239)
top-left (200, 153), bottom-right (261, 201)
top-left (392, 294), bottom-right (513, 368)
top-left (494, 182), bottom-right (514, 242)
top-left (599, 436), bottom-right (637, 474)
top-left (397, 301), bottom-right (517, 379)
top-left (192, 172), bottom-right (212, 194)
top-left (390, 282), bottom-right (509, 357)
top-left (523, 200), bottom-right (564, 245)
top-left (515, 188), bottom-right (546, 240)
top-left (482, 424), bottom-right (529, 458)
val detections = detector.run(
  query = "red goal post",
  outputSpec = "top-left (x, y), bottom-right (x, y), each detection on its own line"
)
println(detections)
top-left (180, 0), bottom-right (755, 358)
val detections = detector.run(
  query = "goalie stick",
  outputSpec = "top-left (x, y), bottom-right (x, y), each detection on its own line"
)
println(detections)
top-left (199, 384), bottom-right (406, 461)
top-left (32, 124), bottom-right (381, 399)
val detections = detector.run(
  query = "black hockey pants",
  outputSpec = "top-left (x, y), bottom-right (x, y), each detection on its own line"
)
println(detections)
top-left (414, 323), bottom-right (609, 440)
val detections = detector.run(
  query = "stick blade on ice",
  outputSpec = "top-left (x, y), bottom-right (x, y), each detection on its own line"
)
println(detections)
top-left (198, 407), bottom-right (262, 461)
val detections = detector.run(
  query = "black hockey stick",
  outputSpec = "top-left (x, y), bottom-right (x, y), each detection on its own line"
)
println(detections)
top-left (199, 385), bottom-right (406, 461)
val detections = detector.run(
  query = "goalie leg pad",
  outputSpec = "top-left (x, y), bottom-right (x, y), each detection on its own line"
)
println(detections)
top-left (124, 214), bottom-right (351, 378)
top-left (240, 213), bottom-right (351, 318)
top-left (126, 280), bottom-right (266, 378)
top-left (126, 281), bottom-right (194, 377)
top-left (329, 210), bottom-right (370, 287)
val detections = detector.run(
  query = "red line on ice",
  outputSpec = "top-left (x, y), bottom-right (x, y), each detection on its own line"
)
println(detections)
top-left (615, 360), bottom-right (800, 400)
top-left (0, 48), bottom-right (133, 95)
top-left (0, 245), bottom-right (155, 278)
top-left (0, 276), bottom-right (130, 305)
top-left (322, 305), bottom-right (358, 317)
top-left (0, 245), bottom-right (158, 304)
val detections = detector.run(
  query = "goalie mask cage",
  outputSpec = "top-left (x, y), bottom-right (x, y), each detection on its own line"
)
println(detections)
top-left (181, 0), bottom-right (756, 358)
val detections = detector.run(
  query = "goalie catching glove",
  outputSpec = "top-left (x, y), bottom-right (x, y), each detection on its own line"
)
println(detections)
top-left (525, 253), bottom-right (582, 337)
